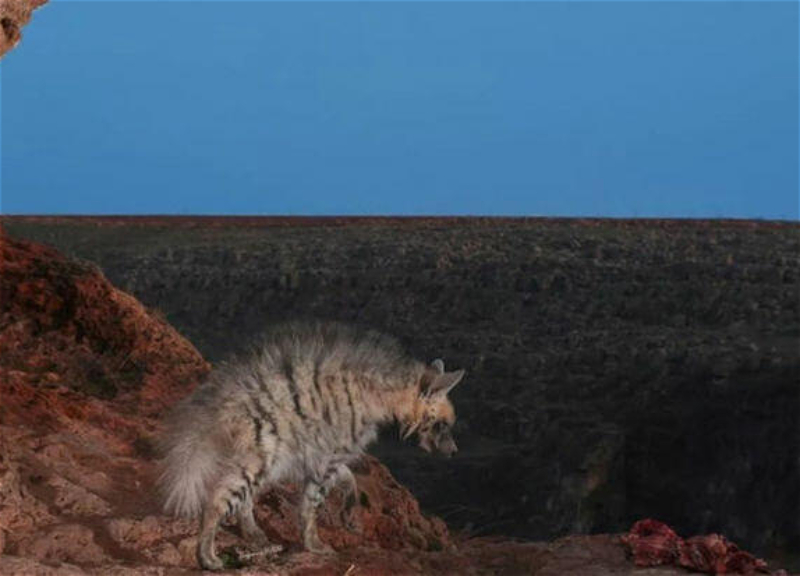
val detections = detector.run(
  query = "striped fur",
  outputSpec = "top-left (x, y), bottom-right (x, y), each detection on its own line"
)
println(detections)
top-left (158, 320), bottom-right (464, 570)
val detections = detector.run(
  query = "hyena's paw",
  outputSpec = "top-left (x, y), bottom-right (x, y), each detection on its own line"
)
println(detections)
top-left (340, 497), bottom-right (362, 534)
top-left (305, 536), bottom-right (335, 555)
top-left (309, 543), bottom-right (335, 555)
top-left (197, 550), bottom-right (224, 571)
top-left (342, 512), bottom-right (362, 534)
top-left (242, 525), bottom-right (269, 547)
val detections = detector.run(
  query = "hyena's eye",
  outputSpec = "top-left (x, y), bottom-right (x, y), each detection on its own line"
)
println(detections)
top-left (432, 421), bottom-right (448, 434)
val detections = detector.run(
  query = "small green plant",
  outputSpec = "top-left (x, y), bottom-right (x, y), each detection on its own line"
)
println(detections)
top-left (218, 547), bottom-right (245, 569)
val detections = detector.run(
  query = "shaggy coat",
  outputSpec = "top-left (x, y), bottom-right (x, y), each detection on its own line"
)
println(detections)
top-left (158, 321), bottom-right (464, 570)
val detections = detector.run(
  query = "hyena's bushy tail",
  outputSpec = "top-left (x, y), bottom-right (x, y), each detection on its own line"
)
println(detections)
top-left (158, 407), bottom-right (221, 519)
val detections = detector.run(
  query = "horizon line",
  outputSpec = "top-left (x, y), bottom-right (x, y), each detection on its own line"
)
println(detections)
top-left (1, 214), bottom-right (798, 226)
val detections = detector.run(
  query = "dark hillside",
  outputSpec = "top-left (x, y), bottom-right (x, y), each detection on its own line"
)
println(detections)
top-left (5, 216), bottom-right (799, 566)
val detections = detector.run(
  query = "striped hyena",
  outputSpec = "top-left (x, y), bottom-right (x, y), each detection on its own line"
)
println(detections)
top-left (158, 321), bottom-right (464, 570)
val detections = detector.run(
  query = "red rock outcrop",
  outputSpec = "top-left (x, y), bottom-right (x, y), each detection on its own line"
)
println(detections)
top-left (0, 0), bottom-right (47, 59)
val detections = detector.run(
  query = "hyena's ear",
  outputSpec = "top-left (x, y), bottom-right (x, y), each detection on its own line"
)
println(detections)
top-left (431, 358), bottom-right (445, 374)
top-left (421, 369), bottom-right (465, 398)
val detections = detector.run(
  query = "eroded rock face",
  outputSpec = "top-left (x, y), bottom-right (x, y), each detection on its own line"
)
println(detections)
top-left (0, 0), bottom-right (48, 59)
top-left (0, 232), bottom-right (211, 421)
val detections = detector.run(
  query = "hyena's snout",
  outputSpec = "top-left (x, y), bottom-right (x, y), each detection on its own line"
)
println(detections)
top-left (437, 432), bottom-right (457, 458)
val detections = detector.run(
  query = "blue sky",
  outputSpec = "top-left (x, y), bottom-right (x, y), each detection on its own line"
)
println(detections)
top-left (1, 1), bottom-right (797, 218)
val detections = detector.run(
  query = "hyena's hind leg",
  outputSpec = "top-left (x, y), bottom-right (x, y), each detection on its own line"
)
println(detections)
top-left (237, 486), bottom-right (268, 545)
top-left (299, 463), bottom-right (358, 553)
top-left (197, 464), bottom-right (264, 570)
top-left (197, 497), bottom-right (228, 571)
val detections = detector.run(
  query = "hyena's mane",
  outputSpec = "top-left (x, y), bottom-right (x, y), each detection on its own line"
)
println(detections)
top-left (248, 320), bottom-right (422, 390)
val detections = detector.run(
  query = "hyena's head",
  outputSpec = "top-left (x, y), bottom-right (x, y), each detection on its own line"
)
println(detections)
top-left (402, 359), bottom-right (465, 458)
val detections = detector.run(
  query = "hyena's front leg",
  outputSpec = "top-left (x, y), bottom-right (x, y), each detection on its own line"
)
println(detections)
top-left (299, 463), bottom-right (361, 552)
top-left (237, 491), bottom-right (268, 546)
top-left (299, 479), bottom-right (334, 553)
top-left (333, 464), bottom-right (361, 533)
